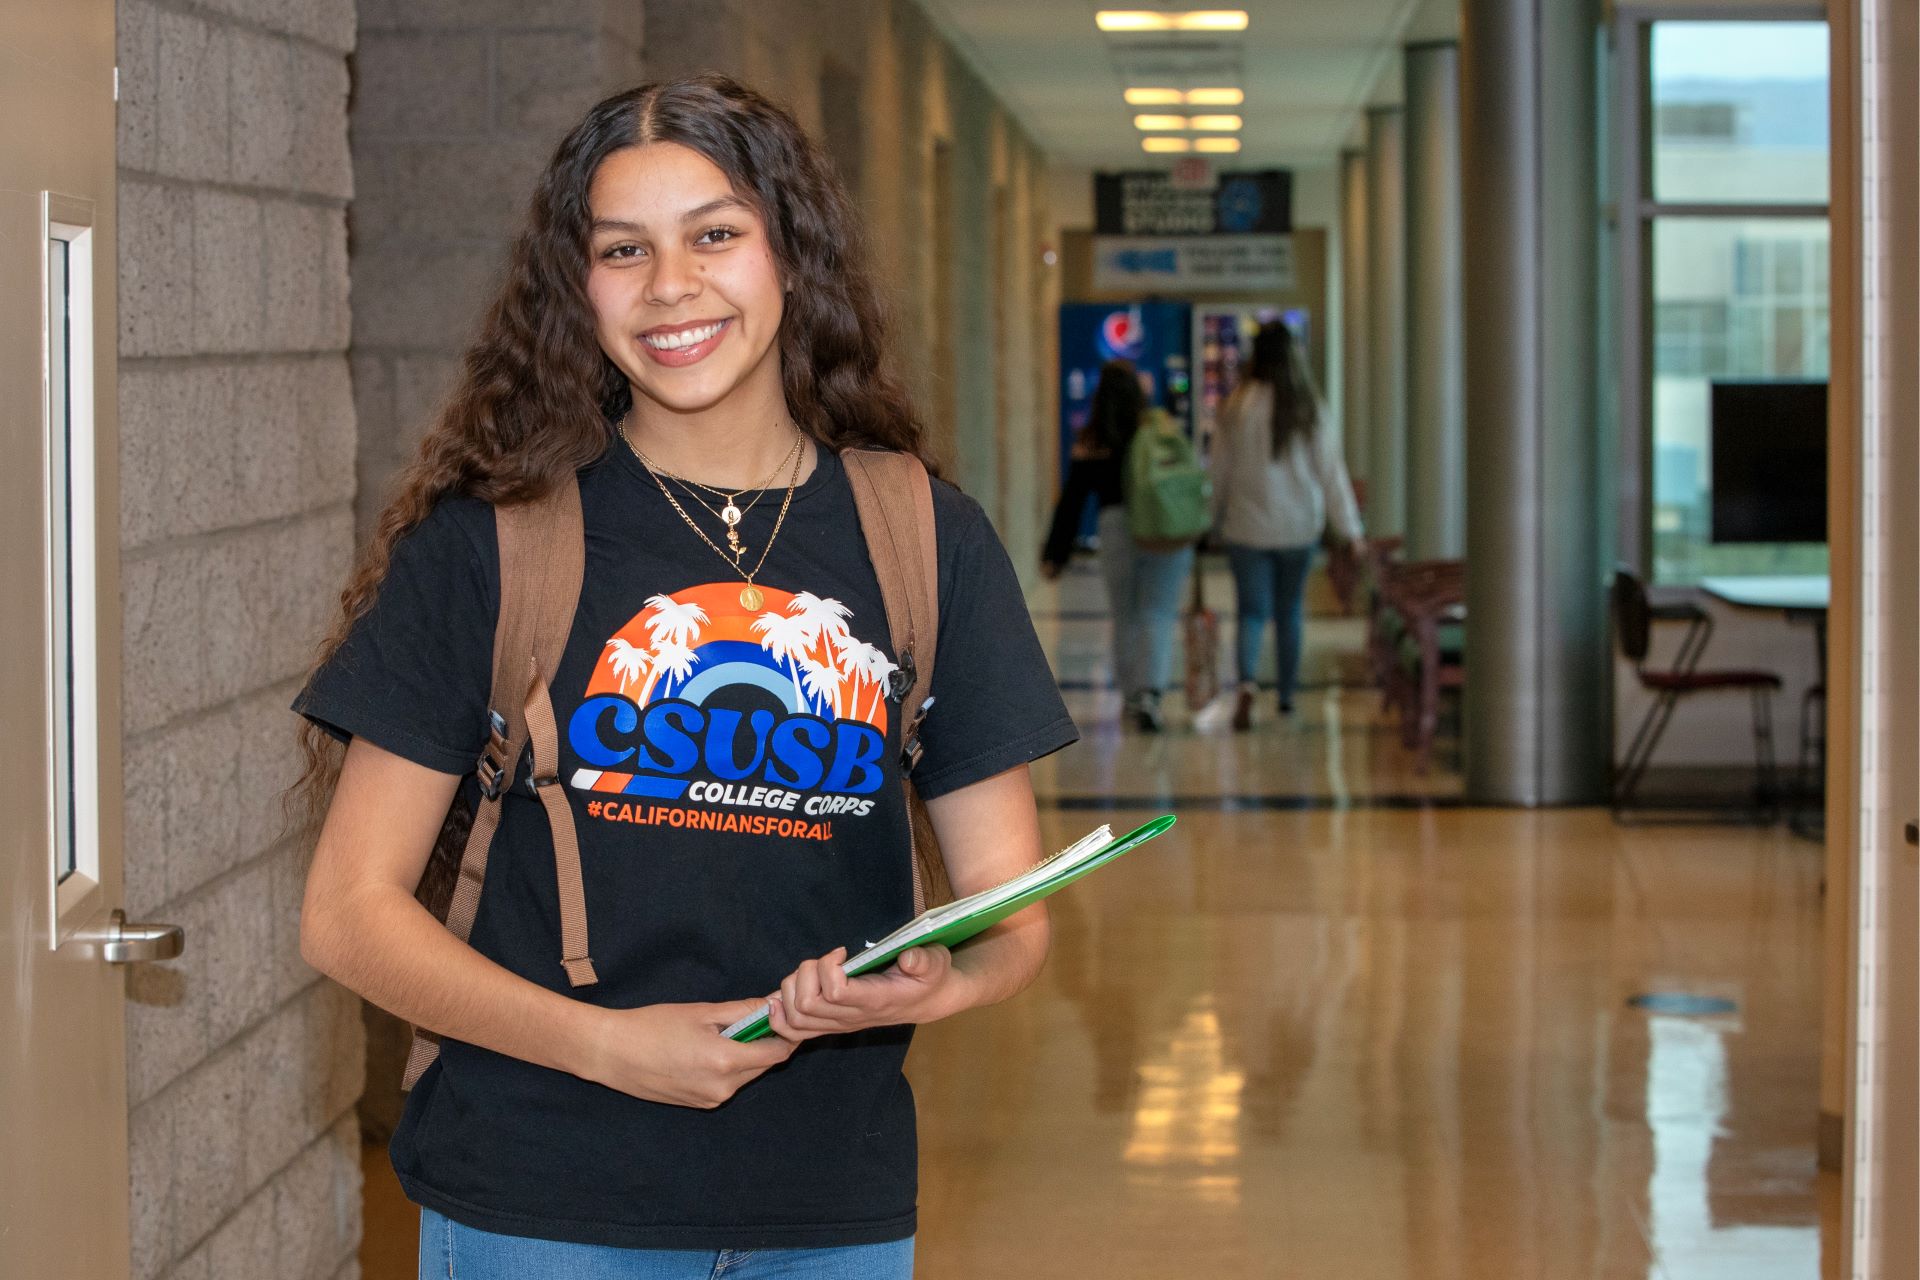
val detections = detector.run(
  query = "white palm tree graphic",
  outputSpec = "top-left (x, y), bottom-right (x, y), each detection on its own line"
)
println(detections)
top-left (855, 643), bottom-right (899, 722)
top-left (788, 592), bottom-right (852, 650)
top-left (602, 637), bottom-right (650, 692)
top-left (642, 594), bottom-right (708, 649)
top-left (832, 634), bottom-right (869, 680)
top-left (752, 609), bottom-right (813, 691)
top-left (833, 638), bottom-right (886, 720)
top-left (646, 639), bottom-right (700, 700)
top-left (798, 656), bottom-right (843, 719)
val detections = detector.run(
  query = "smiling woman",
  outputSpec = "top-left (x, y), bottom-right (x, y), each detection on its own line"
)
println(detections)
top-left (587, 159), bottom-right (783, 402)
top-left (284, 73), bottom-right (1079, 1280)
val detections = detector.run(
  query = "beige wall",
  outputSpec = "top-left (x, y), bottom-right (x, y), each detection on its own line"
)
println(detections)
top-left (115, 0), bottom-right (366, 1277)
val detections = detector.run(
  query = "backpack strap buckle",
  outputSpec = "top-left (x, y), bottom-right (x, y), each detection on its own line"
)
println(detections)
top-left (886, 651), bottom-right (916, 704)
top-left (474, 708), bottom-right (510, 800)
top-left (899, 696), bottom-right (935, 772)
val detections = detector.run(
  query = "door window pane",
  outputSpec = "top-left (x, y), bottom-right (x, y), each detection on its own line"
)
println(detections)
top-left (1651, 22), bottom-right (1829, 205)
top-left (1651, 218), bottom-right (1830, 583)
top-left (48, 234), bottom-right (77, 883)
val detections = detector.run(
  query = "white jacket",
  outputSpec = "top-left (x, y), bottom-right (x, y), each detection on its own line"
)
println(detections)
top-left (1208, 381), bottom-right (1364, 550)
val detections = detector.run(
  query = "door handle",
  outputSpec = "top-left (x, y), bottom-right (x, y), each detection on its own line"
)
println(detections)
top-left (73, 909), bottom-right (184, 964)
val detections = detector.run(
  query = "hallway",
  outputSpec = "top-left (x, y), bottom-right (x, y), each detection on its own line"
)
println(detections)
top-left (361, 561), bottom-right (1835, 1278)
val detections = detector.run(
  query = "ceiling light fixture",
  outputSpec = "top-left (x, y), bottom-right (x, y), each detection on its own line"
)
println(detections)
top-left (1142, 137), bottom-right (1193, 153)
top-left (1194, 137), bottom-right (1242, 153)
top-left (1097, 10), bottom-right (1250, 33)
top-left (1188, 114), bottom-right (1244, 131)
top-left (1127, 87), bottom-right (1246, 107)
top-left (1133, 114), bottom-right (1190, 131)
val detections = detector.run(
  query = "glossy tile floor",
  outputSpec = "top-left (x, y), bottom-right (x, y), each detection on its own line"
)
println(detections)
top-left (361, 561), bottom-right (1836, 1279)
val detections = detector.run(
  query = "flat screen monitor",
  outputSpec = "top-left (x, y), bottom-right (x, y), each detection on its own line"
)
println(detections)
top-left (1709, 379), bottom-right (1827, 544)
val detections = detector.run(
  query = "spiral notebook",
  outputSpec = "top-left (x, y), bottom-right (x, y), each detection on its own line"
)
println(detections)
top-left (722, 815), bottom-right (1178, 1042)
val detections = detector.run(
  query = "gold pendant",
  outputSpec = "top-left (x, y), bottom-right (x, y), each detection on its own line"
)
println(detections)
top-left (722, 503), bottom-right (743, 527)
top-left (739, 585), bottom-right (765, 611)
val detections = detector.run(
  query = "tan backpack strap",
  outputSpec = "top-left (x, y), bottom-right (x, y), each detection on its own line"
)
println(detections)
top-left (526, 667), bottom-right (598, 987)
top-left (523, 476), bottom-right (596, 988)
top-left (841, 448), bottom-right (949, 911)
top-left (841, 449), bottom-right (939, 737)
top-left (402, 476), bottom-right (592, 1089)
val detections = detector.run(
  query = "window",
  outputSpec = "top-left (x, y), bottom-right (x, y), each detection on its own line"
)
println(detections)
top-left (1624, 18), bottom-right (1831, 584)
top-left (44, 194), bottom-right (103, 941)
top-left (1650, 22), bottom-right (1830, 205)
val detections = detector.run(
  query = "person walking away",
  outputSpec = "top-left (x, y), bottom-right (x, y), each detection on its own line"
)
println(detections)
top-left (1041, 363), bottom-right (1193, 732)
top-left (1209, 323), bottom-right (1363, 731)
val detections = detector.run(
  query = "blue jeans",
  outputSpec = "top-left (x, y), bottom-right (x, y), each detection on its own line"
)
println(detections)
top-left (1226, 543), bottom-right (1316, 706)
top-left (1097, 506), bottom-right (1195, 699)
top-left (418, 1206), bottom-right (915, 1280)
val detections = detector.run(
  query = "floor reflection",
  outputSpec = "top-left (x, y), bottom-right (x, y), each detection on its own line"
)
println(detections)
top-left (905, 562), bottom-right (1833, 1280)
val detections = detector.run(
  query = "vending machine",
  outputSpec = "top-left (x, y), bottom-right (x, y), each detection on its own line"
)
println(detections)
top-left (1056, 302), bottom-right (1193, 546)
top-left (1058, 301), bottom-right (1193, 476)
top-left (1192, 305), bottom-right (1312, 457)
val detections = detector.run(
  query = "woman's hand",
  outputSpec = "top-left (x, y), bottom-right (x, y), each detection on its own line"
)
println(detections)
top-left (765, 945), bottom-right (967, 1043)
top-left (578, 1000), bottom-right (796, 1109)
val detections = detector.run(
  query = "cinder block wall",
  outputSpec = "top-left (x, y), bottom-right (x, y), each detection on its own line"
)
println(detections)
top-left (114, 1), bottom-right (366, 1279)
top-left (350, 0), bottom-right (647, 544)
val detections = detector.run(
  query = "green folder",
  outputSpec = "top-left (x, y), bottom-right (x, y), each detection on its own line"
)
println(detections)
top-left (722, 815), bottom-right (1177, 1042)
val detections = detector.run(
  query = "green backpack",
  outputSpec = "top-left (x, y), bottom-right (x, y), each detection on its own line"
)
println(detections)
top-left (1126, 409), bottom-right (1212, 549)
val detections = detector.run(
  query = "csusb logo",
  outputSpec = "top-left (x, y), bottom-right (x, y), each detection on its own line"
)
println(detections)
top-left (566, 584), bottom-right (900, 817)
top-left (569, 696), bottom-right (885, 811)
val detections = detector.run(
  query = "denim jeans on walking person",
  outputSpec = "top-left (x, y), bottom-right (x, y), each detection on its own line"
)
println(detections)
top-left (418, 1207), bottom-right (915, 1280)
top-left (1225, 542), bottom-right (1316, 708)
top-left (1096, 506), bottom-right (1195, 702)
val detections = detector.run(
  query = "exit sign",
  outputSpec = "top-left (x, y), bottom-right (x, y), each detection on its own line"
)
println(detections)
top-left (1169, 157), bottom-right (1214, 190)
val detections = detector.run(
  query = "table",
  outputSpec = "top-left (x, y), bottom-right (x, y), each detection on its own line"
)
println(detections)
top-left (1699, 574), bottom-right (1830, 613)
top-left (1700, 574), bottom-right (1830, 666)
top-left (1700, 574), bottom-right (1830, 836)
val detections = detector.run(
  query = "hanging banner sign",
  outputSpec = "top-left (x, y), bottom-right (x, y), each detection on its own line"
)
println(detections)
top-left (1094, 169), bottom-right (1292, 236)
top-left (1091, 235), bottom-right (1296, 292)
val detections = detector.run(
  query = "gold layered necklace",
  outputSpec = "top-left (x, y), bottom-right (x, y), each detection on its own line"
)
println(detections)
top-left (652, 434), bottom-right (799, 558)
top-left (619, 410), bottom-right (806, 611)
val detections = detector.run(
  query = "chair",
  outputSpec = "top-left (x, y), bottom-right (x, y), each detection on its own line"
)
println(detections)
top-left (1611, 568), bottom-right (1781, 819)
top-left (1361, 540), bottom-right (1464, 773)
top-left (1380, 559), bottom-right (1465, 773)
top-left (1360, 537), bottom-right (1407, 692)
top-left (1791, 681), bottom-right (1826, 838)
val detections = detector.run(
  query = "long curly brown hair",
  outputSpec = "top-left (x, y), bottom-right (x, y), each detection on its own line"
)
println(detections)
top-left (284, 73), bottom-right (932, 849)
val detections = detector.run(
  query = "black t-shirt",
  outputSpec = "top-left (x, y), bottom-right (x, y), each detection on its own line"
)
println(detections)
top-left (291, 440), bottom-right (1078, 1250)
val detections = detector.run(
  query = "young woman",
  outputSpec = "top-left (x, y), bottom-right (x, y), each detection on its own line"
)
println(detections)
top-left (287, 75), bottom-right (1078, 1279)
top-left (1040, 360), bottom-right (1192, 732)
top-left (1208, 323), bottom-right (1363, 730)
